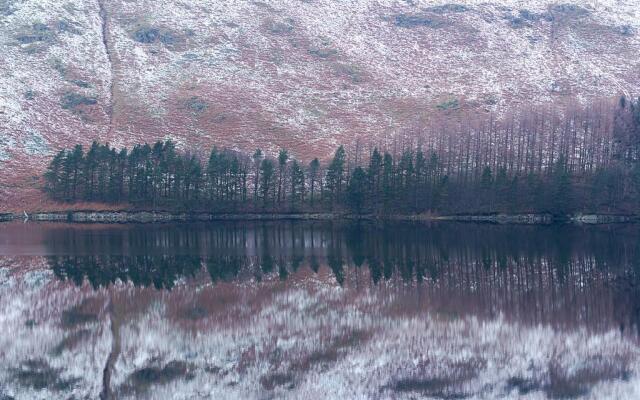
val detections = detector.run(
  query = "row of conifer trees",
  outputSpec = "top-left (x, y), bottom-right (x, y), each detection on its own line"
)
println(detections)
top-left (44, 98), bottom-right (640, 215)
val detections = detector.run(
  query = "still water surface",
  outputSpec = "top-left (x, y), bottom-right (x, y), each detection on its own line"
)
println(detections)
top-left (0, 221), bottom-right (639, 399)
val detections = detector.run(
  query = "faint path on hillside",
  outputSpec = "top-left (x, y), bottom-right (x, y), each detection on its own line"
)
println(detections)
top-left (97, 0), bottom-right (115, 136)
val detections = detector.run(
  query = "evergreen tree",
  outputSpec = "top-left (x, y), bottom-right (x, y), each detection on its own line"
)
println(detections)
top-left (368, 148), bottom-right (383, 211)
top-left (325, 146), bottom-right (346, 208)
top-left (550, 155), bottom-right (573, 216)
top-left (84, 142), bottom-right (99, 201)
top-left (252, 149), bottom-right (263, 203)
top-left (347, 166), bottom-right (367, 213)
top-left (44, 150), bottom-right (65, 199)
top-left (277, 149), bottom-right (289, 205)
top-left (480, 166), bottom-right (493, 210)
top-left (398, 150), bottom-right (414, 209)
top-left (207, 147), bottom-right (221, 202)
top-left (308, 158), bottom-right (320, 207)
top-left (494, 166), bottom-right (509, 211)
top-left (290, 160), bottom-right (305, 209)
top-left (68, 145), bottom-right (84, 201)
top-left (382, 152), bottom-right (394, 212)
top-left (414, 150), bottom-right (426, 210)
top-left (260, 159), bottom-right (275, 207)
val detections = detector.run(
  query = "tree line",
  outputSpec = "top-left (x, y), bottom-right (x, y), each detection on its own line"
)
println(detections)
top-left (44, 97), bottom-right (640, 215)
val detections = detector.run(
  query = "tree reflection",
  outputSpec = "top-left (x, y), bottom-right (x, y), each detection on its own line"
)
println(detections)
top-left (45, 222), bottom-right (640, 331)
top-left (50, 255), bottom-right (202, 290)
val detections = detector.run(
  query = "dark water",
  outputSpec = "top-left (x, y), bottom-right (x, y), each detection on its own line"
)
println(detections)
top-left (1, 221), bottom-right (640, 399)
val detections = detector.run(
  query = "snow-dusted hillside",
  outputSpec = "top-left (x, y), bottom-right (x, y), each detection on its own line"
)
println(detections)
top-left (1, 0), bottom-right (639, 209)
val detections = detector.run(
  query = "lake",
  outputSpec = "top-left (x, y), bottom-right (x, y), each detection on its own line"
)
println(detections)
top-left (1, 221), bottom-right (639, 399)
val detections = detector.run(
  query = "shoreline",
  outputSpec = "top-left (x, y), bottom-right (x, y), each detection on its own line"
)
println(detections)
top-left (0, 211), bottom-right (637, 224)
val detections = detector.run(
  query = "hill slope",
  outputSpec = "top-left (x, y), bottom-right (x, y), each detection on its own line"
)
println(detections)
top-left (1, 0), bottom-right (639, 210)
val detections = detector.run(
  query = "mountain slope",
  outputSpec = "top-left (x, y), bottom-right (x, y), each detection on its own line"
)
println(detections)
top-left (1, 0), bottom-right (639, 210)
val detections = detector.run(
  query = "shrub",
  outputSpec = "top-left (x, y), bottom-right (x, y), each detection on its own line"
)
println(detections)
top-left (16, 23), bottom-right (54, 44)
top-left (61, 92), bottom-right (97, 110)
top-left (133, 26), bottom-right (178, 45)
top-left (425, 4), bottom-right (469, 14)
top-left (133, 27), bottom-right (160, 43)
top-left (394, 14), bottom-right (447, 29)
top-left (436, 99), bottom-right (459, 110)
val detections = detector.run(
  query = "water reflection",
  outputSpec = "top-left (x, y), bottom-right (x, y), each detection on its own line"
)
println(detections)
top-left (49, 255), bottom-right (204, 290)
top-left (1, 222), bottom-right (640, 399)
top-left (39, 222), bottom-right (640, 331)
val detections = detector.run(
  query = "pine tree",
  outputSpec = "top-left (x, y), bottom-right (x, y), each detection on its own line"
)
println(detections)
top-left (252, 149), bottom-right (263, 203)
top-left (414, 150), bottom-right (426, 211)
top-left (325, 146), bottom-right (346, 209)
top-left (382, 152), bottom-right (393, 212)
top-left (115, 148), bottom-right (127, 202)
top-left (347, 166), bottom-right (367, 213)
top-left (290, 160), bottom-right (305, 209)
top-left (308, 158), bottom-right (320, 207)
top-left (260, 159), bottom-right (275, 207)
top-left (207, 147), bottom-right (220, 202)
top-left (277, 149), bottom-right (289, 205)
top-left (368, 148), bottom-right (382, 211)
top-left (44, 150), bottom-right (65, 199)
top-left (550, 155), bottom-right (573, 216)
top-left (495, 166), bottom-right (509, 210)
top-left (480, 166), bottom-right (493, 210)
top-left (184, 155), bottom-right (202, 205)
top-left (398, 150), bottom-right (414, 209)
top-left (68, 145), bottom-right (84, 201)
